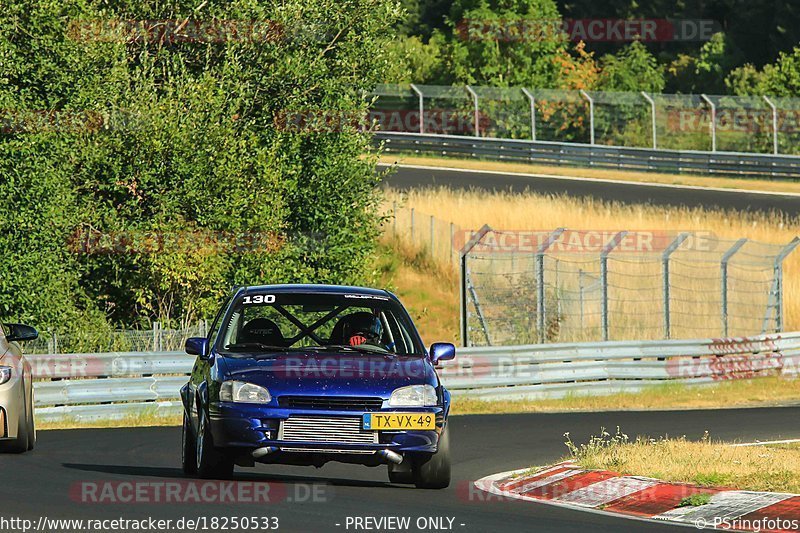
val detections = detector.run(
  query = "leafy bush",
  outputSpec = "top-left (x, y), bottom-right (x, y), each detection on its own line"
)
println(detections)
top-left (0, 0), bottom-right (399, 346)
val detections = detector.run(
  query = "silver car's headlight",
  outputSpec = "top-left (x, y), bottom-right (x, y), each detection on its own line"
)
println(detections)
top-left (219, 381), bottom-right (271, 404)
top-left (388, 384), bottom-right (437, 407)
top-left (0, 366), bottom-right (11, 385)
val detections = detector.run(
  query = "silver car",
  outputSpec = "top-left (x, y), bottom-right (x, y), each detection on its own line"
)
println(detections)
top-left (0, 322), bottom-right (38, 453)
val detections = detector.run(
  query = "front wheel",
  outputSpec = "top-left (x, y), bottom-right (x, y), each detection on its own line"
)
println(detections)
top-left (195, 411), bottom-right (233, 479)
top-left (413, 425), bottom-right (451, 489)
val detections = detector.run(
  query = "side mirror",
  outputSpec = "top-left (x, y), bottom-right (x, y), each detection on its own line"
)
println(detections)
top-left (6, 323), bottom-right (39, 342)
top-left (430, 342), bottom-right (456, 364)
top-left (185, 337), bottom-right (211, 359)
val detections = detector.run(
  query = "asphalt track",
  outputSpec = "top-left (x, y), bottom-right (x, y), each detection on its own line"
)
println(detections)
top-left (3, 408), bottom-right (799, 533)
top-left (382, 164), bottom-right (800, 217)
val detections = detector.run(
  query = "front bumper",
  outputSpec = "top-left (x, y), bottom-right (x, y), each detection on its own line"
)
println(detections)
top-left (208, 402), bottom-right (446, 455)
top-left (0, 375), bottom-right (24, 440)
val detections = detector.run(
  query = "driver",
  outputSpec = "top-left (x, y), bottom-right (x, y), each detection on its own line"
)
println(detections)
top-left (342, 312), bottom-right (384, 347)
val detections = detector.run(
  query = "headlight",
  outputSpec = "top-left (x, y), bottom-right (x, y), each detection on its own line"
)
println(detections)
top-left (0, 366), bottom-right (11, 385)
top-left (219, 381), bottom-right (271, 404)
top-left (388, 385), bottom-right (437, 407)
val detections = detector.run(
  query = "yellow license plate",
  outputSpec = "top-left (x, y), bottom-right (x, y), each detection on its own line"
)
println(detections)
top-left (363, 413), bottom-right (435, 430)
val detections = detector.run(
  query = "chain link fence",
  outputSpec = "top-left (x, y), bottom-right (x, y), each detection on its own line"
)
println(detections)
top-left (370, 84), bottom-right (800, 155)
top-left (459, 228), bottom-right (799, 346)
top-left (26, 320), bottom-right (208, 354)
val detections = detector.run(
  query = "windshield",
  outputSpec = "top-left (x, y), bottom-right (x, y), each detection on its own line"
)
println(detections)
top-left (217, 292), bottom-right (425, 356)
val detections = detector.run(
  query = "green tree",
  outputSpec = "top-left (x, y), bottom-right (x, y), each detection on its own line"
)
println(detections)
top-left (598, 41), bottom-right (665, 93)
top-left (0, 0), bottom-right (400, 343)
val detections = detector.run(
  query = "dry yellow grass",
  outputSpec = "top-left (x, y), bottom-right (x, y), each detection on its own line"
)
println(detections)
top-left (385, 187), bottom-right (800, 334)
top-left (450, 377), bottom-right (800, 414)
top-left (374, 240), bottom-right (460, 345)
top-left (569, 429), bottom-right (800, 493)
top-left (380, 154), bottom-right (800, 195)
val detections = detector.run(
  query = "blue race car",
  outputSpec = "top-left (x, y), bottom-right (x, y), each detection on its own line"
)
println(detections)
top-left (180, 284), bottom-right (456, 488)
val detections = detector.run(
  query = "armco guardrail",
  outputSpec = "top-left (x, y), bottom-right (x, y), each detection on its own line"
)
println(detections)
top-left (374, 131), bottom-right (800, 179)
top-left (28, 332), bottom-right (800, 422)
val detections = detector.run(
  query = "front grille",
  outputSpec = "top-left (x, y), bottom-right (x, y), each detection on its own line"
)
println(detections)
top-left (278, 395), bottom-right (384, 411)
top-left (279, 416), bottom-right (378, 445)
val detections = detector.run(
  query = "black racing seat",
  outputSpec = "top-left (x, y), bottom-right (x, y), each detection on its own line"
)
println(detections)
top-left (239, 318), bottom-right (285, 346)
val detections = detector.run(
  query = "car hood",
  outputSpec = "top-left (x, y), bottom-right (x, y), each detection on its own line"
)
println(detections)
top-left (219, 352), bottom-right (436, 398)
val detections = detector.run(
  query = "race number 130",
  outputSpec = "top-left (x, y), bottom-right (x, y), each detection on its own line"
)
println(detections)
top-left (242, 295), bottom-right (276, 304)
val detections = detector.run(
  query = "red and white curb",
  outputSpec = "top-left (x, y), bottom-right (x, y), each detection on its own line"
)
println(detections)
top-left (474, 462), bottom-right (800, 532)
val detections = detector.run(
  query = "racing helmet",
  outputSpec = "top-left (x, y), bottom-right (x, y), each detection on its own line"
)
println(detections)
top-left (341, 312), bottom-right (383, 346)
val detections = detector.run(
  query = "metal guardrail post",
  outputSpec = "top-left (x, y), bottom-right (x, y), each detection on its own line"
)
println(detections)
top-left (410, 84), bottom-right (424, 134)
top-left (521, 88), bottom-right (536, 141)
top-left (641, 91), bottom-right (657, 149)
top-left (600, 231), bottom-right (627, 341)
top-left (662, 233), bottom-right (690, 339)
top-left (721, 238), bottom-right (747, 337)
top-left (580, 90), bottom-right (595, 145)
top-left (769, 237), bottom-right (800, 332)
top-left (719, 239), bottom-right (747, 337)
top-left (536, 228), bottom-right (566, 343)
top-left (700, 94), bottom-right (716, 152)
top-left (763, 95), bottom-right (779, 155)
top-left (465, 85), bottom-right (480, 137)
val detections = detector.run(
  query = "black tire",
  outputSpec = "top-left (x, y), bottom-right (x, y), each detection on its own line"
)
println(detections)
top-left (413, 425), bottom-right (451, 489)
top-left (195, 410), bottom-right (233, 479)
top-left (388, 463), bottom-right (414, 484)
top-left (182, 412), bottom-right (197, 475)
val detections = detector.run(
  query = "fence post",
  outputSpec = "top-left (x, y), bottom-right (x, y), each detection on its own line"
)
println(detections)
top-left (578, 269), bottom-right (585, 332)
top-left (449, 222), bottom-right (455, 265)
top-left (662, 233), bottom-right (689, 339)
top-left (580, 90), bottom-right (595, 145)
top-left (410, 83), bottom-right (424, 134)
top-left (770, 238), bottom-right (800, 332)
top-left (600, 231), bottom-right (627, 341)
top-left (152, 321), bottom-right (160, 352)
top-left (536, 228), bottom-right (566, 343)
top-left (763, 95), bottom-right (779, 155)
top-left (521, 88), bottom-right (536, 141)
top-left (429, 215), bottom-right (435, 256)
top-left (641, 91), bottom-right (657, 149)
top-left (459, 225), bottom-right (493, 347)
top-left (720, 238), bottom-right (747, 337)
top-left (700, 94), bottom-right (716, 152)
top-left (460, 252), bottom-right (467, 346)
top-left (466, 85), bottom-right (480, 137)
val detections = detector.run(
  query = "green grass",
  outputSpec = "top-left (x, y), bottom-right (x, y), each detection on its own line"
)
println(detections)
top-left (679, 493), bottom-right (713, 507)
